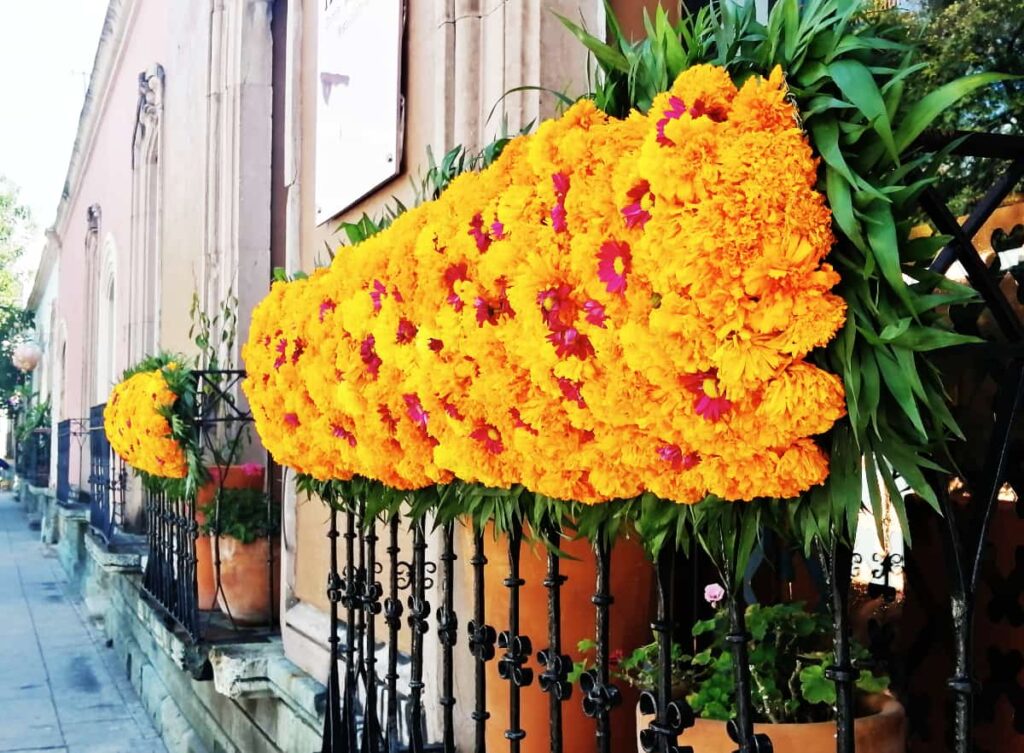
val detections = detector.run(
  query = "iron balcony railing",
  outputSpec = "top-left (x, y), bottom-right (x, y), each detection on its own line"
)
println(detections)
top-left (88, 403), bottom-right (128, 543)
top-left (56, 419), bottom-right (71, 504)
top-left (141, 370), bottom-right (279, 643)
top-left (311, 129), bottom-right (1024, 753)
top-left (18, 427), bottom-right (51, 488)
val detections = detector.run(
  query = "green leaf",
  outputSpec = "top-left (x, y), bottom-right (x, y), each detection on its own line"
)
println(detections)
top-left (862, 200), bottom-right (914, 312)
top-left (825, 165), bottom-right (868, 253)
top-left (888, 325), bottom-right (982, 352)
top-left (555, 13), bottom-right (630, 73)
top-left (799, 664), bottom-right (836, 705)
top-left (894, 73), bottom-right (1019, 154)
top-left (874, 347), bottom-right (927, 440)
top-left (828, 59), bottom-right (898, 162)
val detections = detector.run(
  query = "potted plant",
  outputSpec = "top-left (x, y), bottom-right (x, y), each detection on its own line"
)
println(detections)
top-left (629, 586), bottom-right (905, 753)
top-left (200, 485), bottom-right (280, 624)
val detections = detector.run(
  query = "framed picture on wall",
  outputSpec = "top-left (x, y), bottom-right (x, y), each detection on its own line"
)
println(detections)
top-left (315, 0), bottom-right (405, 223)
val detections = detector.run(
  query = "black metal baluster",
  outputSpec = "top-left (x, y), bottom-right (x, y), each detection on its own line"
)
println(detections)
top-left (818, 540), bottom-right (855, 753)
top-left (467, 526), bottom-right (496, 753)
top-left (498, 517), bottom-right (533, 751)
top-left (407, 518), bottom-right (430, 753)
top-left (940, 359), bottom-right (1024, 753)
top-left (580, 532), bottom-right (620, 753)
top-left (362, 506), bottom-right (383, 753)
top-left (640, 545), bottom-right (695, 753)
top-left (384, 514), bottom-right (403, 752)
top-left (537, 521), bottom-right (571, 753)
top-left (185, 492), bottom-right (200, 640)
top-left (724, 584), bottom-right (771, 753)
top-left (436, 521), bottom-right (459, 753)
top-left (341, 505), bottom-right (358, 752)
top-left (322, 500), bottom-right (345, 753)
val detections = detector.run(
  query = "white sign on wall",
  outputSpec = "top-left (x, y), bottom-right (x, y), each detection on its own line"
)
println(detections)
top-left (316, 0), bottom-right (404, 223)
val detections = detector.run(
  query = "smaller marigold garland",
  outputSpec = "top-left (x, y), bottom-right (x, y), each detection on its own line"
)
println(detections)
top-left (104, 354), bottom-right (197, 483)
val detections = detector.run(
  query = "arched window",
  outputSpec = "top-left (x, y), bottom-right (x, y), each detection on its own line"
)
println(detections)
top-left (96, 241), bottom-right (117, 402)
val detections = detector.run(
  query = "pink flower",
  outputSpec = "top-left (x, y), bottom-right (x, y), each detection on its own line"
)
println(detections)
top-left (552, 172), bottom-right (570, 198)
top-left (475, 281), bottom-right (514, 327)
top-left (657, 444), bottom-right (699, 471)
top-left (403, 394), bottom-right (428, 428)
top-left (443, 400), bottom-right (464, 421)
top-left (319, 299), bottom-right (336, 322)
top-left (656, 96), bottom-right (688, 146)
top-left (537, 284), bottom-right (576, 328)
top-left (428, 338), bottom-right (444, 353)
top-left (491, 220), bottom-right (506, 239)
top-left (273, 338), bottom-right (288, 370)
top-left (370, 279), bottom-right (387, 312)
top-left (378, 405), bottom-right (398, 434)
top-left (240, 463), bottom-right (264, 479)
top-left (396, 318), bottom-right (417, 344)
top-left (360, 336), bottom-right (382, 378)
top-left (682, 371), bottom-right (732, 422)
top-left (546, 327), bottom-right (595, 360)
top-left (331, 425), bottom-right (357, 447)
top-left (583, 299), bottom-right (607, 328)
top-left (283, 413), bottom-right (300, 428)
top-left (510, 407), bottom-right (539, 436)
top-left (469, 213), bottom-right (491, 253)
top-left (551, 202), bottom-right (568, 233)
top-left (470, 424), bottom-right (504, 455)
top-left (291, 338), bottom-right (305, 365)
top-left (597, 240), bottom-right (631, 295)
top-left (557, 377), bottom-right (586, 408)
top-left (443, 263), bottom-right (468, 312)
top-left (704, 583), bottom-right (726, 607)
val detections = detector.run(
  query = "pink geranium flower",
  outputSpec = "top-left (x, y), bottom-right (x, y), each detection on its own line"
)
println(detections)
top-left (403, 394), bottom-right (428, 428)
top-left (597, 240), bottom-right (631, 295)
top-left (583, 299), bottom-right (607, 328)
top-left (470, 424), bottom-right (504, 455)
top-left (546, 327), bottom-right (595, 360)
top-left (657, 444), bottom-right (699, 471)
top-left (682, 370), bottom-right (732, 422)
top-left (360, 336), bottom-right (382, 378)
top-left (704, 583), bottom-right (726, 607)
top-left (331, 425), bottom-right (357, 447)
top-left (370, 279), bottom-right (387, 312)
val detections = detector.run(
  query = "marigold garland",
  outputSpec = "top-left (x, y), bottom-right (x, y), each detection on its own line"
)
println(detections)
top-left (242, 65), bottom-right (846, 504)
top-left (104, 367), bottom-right (188, 479)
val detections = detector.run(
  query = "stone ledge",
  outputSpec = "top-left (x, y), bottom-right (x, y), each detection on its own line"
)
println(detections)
top-left (56, 503), bottom-right (90, 522)
top-left (207, 641), bottom-right (325, 728)
top-left (84, 529), bottom-right (147, 572)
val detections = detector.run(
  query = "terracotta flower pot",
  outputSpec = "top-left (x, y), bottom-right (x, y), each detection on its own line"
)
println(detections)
top-left (478, 526), bottom-right (656, 753)
top-left (195, 464), bottom-right (265, 610)
top-left (636, 694), bottom-right (906, 753)
top-left (215, 534), bottom-right (281, 625)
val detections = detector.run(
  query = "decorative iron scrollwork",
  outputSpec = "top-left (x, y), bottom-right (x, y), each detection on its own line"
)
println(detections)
top-left (383, 596), bottom-right (403, 628)
top-left (437, 605), bottom-right (459, 647)
top-left (727, 719), bottom-right (773, 753)
top-left (537, 648), bottom-right (573, 700)
top-left (637, 691), bottom-right (695, 753)
top-left (360, 575), bottom-right (383, 616)
top-left (468, 619), bottom-right (497, 661)
top-left (326, 572), bottom-right (343, 603)
top-left (580, 668), bottom-right (621, 718)
top-left (497, 632), bottom-right (534, 687)
top-left (407, 594), bottom-right (431, 635)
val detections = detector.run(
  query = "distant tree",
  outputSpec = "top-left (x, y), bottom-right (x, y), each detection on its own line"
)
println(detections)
top-left (0, 304), bottom-right (34, 417)
top-left (0, 177), bottom-right (32, 305)
top-left (899, 0), bottom-right (1024, 212)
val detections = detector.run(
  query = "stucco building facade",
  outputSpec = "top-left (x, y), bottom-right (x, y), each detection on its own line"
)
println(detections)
top-left (25, 2), bottom-right (682, 751)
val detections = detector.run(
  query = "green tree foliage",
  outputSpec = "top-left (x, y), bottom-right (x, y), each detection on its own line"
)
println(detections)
top-left (899, 0), bottom-right (1024, 211)
top-left (0, 177), bottom-right (32, 305)
top-left (0, 305), bottom-right (34, 415)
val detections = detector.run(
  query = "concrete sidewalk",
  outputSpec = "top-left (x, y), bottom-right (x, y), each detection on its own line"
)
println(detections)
top-left (0, 492), bottom-right (168, 753)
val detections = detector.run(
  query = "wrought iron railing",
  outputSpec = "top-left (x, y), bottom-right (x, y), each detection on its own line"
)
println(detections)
top-left (56, 419), bottom-right (71, 503)
top-left (18, 427), bottom-right (51, 488)
top-left (312, 129), bottom-right (1024, 753)
top-left (88, 403), bottom-right (128, 543)
top-left (140, 370), bottom-right (278, 643)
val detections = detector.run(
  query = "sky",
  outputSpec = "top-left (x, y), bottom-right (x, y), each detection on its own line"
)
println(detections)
top-left (0, 0), bottom-right (110, 293)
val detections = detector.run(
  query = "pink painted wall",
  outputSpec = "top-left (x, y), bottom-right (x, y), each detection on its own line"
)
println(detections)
top-left (54, 5), bottom-right (168, 490)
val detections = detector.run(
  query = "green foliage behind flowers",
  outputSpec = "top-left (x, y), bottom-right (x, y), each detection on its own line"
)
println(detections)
top-left (576, 599), bottom-right (888, 724)
top-left (200, 487), bottom-right (280, 544)
top-left (688, 601), bottom-right (888, 723)
top-left (559, 0), bottom-right (1016, 557)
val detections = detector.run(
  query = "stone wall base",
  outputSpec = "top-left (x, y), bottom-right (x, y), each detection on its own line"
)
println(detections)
top-left (51, 506), bottom-right (324, 753)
